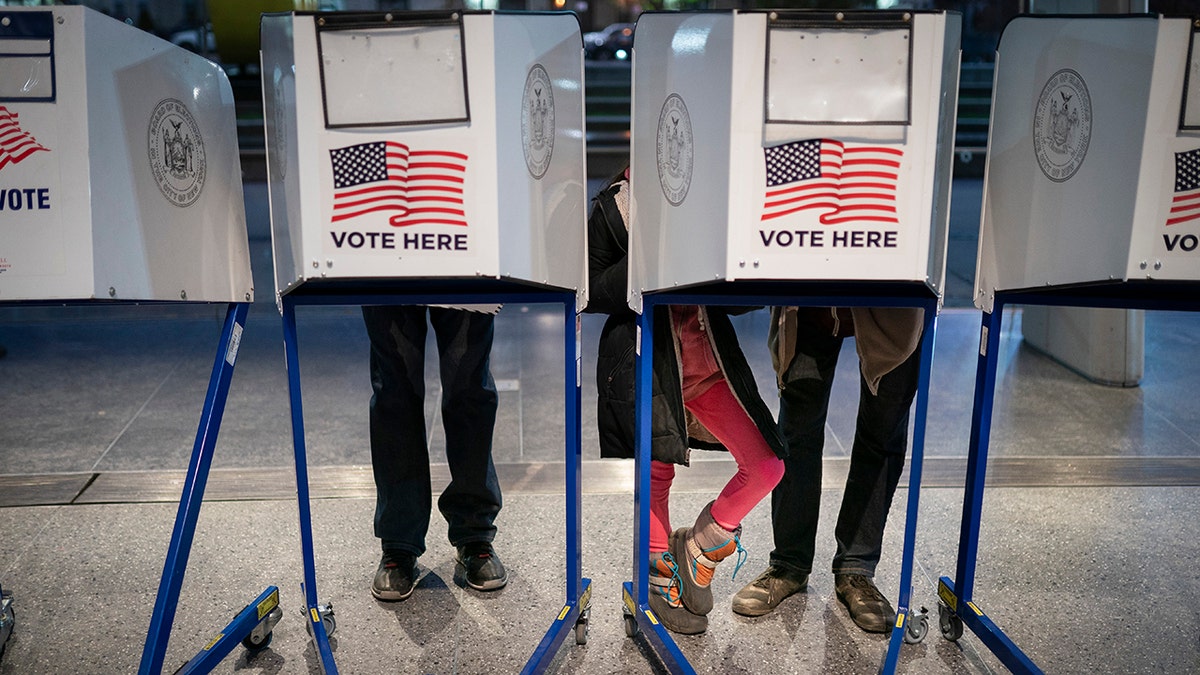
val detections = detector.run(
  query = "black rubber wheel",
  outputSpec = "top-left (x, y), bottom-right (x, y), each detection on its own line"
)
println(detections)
top-left (905, 613), bottom-right (929, 644)
top-left (304, 612), bottom-right (337, 639)
top-left (938, 602), bottom-right (964, 641)
top-left (622, 612), bottom-right (639, 638)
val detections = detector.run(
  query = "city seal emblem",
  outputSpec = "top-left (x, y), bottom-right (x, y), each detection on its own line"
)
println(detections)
top-left (656, 93), bottom-right (693, 206)
top-left (148, 98), bottom-right (206, 207)
top-left (521, 64), bottom-right (555, 179)
top-left (1032, 69), bottom-right (1091, 183)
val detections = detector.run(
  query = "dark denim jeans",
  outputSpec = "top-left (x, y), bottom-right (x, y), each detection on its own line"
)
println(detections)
top-left (769, 319), bottom-right (921, 578)
top-left (362, 305), bottom-right (501, 557)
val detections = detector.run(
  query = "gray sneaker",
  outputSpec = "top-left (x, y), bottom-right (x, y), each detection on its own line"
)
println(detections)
top-left (731, 565), bottom-right (808, 617)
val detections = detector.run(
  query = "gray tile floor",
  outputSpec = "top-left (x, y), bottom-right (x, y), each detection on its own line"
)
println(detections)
top-left (1, 179), bottom-right (1198, 674)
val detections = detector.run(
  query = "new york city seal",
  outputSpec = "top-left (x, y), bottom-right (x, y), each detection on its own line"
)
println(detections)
top-left (1033, 69), bottom-right (1091, 183)
top-left (521, 64), bottom-right (555, 179)
top-left (148, 98), bottom-right (206, 207)
top-left (656, 93), bottom-right (693, 206)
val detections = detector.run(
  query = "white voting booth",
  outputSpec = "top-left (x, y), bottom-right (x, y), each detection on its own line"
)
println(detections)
top-left (260, 11), bottom-right (590, 673)
top-left (624, 10), bottom-right (961, 674)
top-left (939, 14), bottom-right (1200, 674)
top-left (974, 15), bottom-right (1200, 311)
top-left (629, 10), bottom-right (960, 309)
top-left (261, 10), bottom-right (586, 305)
top-left (0, 6), bottom-right (268, 675)
top-left (0, 7), bottom-right (252, 303)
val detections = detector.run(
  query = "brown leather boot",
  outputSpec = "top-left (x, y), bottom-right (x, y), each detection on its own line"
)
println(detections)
top-left (835, 574), bottom-right (895, 633)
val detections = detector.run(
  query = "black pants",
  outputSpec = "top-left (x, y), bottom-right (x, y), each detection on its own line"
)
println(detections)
top-left (362, 306), bottom-right (501, 556)
top-left (769, 319), bottom-right (921, 577)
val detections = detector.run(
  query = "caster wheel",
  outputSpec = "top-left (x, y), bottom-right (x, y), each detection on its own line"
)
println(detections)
top-left (904, 613), bottom-right (929, 644)
top-left (305, 608), bottom-right (337, 639)
top-left (938, 602), bottom-right (963, 642)
top-left (622, 610), bottom-right (639, 637)
top-left (574, 619), bottom-right (588, 645)
top-left (241, 631), bottom-right (272, 652)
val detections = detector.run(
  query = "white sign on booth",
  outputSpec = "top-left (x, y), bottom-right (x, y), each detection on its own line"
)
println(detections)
top-left (0, 6), bottom-right (253, 303)
top-left (974, 15), bottom-right (1200, 312)
top-left (629, 10), bottom-right (962, 311)
top-left (261, 11), bottom-right (587, 306)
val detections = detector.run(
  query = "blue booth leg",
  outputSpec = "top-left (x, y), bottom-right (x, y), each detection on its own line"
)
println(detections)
top-left (139, 303), bottom-right (275, 675)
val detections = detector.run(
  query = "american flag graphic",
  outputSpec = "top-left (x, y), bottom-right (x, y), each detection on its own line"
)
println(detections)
top-left (330, 141), bottom-right (468, 227)
top-left (1166, 148), bottom-right (1200, 227)
top-left (0, 105), bottom-right (50, 172)
top-left (761, 139), bottom-right (901, 225)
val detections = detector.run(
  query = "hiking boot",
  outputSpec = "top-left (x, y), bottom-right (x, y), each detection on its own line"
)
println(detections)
top-left (456, 542), bottom-right (508, 591)
top-left (731, 565), bottom-right (808, 617)
top-left (372, 551), bottom-right (418, 601)
top-left (834, 574), bottom-right (895, 633)
top-left (647, 550), bottom-right (707, 635)
top-left (670, 500), bottom-right (746, 616)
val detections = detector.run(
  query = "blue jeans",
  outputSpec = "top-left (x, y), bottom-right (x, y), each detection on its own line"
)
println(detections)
top-left (769, 319), bottom-right (921, 578)
top-left (363, 306), bottom-right (501, 557)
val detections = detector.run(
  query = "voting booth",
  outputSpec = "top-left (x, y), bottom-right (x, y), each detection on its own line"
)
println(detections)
top-left (260, 11), bottom-right (590, 673)
top-left (973, 14), bottom-right (1200, 312)
top-left (628, 9), bottom-right (961, 311)
top-left (938, 14), bottom-right (1200, 674)
top-left (969, 15), bottom-right (1200, 309)
top-left (260, 10), bottom-right (586, 305)
top-left (0, 7), bottom-right (252, 304)
top-left (0, 6), bottom-right (269, 675)
top-left (623, 10), bottom-right (960, 674)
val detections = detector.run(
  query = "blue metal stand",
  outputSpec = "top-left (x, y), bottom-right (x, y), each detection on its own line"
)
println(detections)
top-left (168, 586), bottom-right (283, 674)
top-left (622, 282), bottom-right (939, 674)
top-left (136, 302), bottom-right (282, 674)
top-left (937, 282), bottom-right (1199, 674)
top-left (278, 279), bottom-right (589, 674)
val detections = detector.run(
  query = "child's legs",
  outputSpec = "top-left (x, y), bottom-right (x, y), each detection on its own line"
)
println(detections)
top-left (684, 380), bottom-right (785, 531)
top-left (650, 460), bottom-right (675, 553)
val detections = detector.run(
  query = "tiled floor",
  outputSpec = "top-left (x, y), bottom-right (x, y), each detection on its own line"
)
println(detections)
top-left (0, 179), bottom-right (1197, 674)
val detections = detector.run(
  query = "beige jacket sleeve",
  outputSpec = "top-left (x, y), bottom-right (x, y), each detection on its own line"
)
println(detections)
top-left (770, 306), bottom-right (924, 396)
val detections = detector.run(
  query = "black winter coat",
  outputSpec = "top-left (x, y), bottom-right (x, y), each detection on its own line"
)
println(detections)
top-left (584, 177), bottom-right (786, 465)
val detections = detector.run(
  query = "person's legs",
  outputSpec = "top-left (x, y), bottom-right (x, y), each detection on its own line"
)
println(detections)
top-left (831, 338), bottom-right (921, 631)
top-left (363, 305), bottom-right (434, 557)
top-left (831, 341), bottom-right (921, 576)
top-left (732, 320), bottom-right (841, 616)
top-left (429, 308), bottom-right (505, 591)
top-left (672, 379), bottom-right (784, 616)
top-left (769, 325), bottom-right (843, 575)
top-left (647, 459), bottom-right (707, 634)
top-left (650, 460), bottom-right (675, 554)
top-left (691, 382), bottom-right (784, 530)
top-left (363, 306), bottom-right (431, 601)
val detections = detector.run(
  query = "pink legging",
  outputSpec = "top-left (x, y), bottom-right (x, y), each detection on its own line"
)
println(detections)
top-left (649, 379), bottom-right (785, 552)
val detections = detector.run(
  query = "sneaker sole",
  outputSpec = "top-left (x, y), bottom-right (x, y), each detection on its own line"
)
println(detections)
top-left (848, 615), bottom-right (892, 633)
top-left (372, 578), bottom-right (417, 602)
top-left (647, 590), bottom-right (708, 635)
top-left (730, 598), bottom-right (776, 617)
